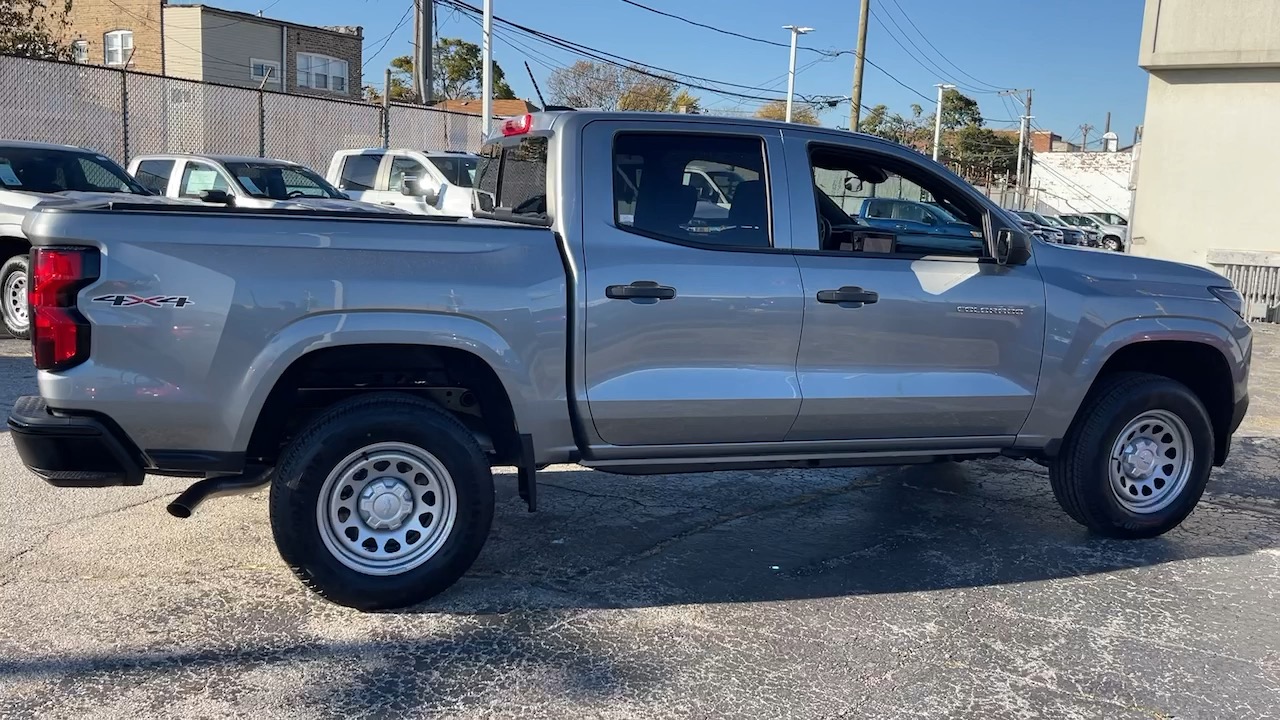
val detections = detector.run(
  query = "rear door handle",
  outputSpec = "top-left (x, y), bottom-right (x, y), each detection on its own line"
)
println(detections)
top-left (816, 286), bottom-right (879, 308)
top-left (606, 281), bottom-right (677, 303)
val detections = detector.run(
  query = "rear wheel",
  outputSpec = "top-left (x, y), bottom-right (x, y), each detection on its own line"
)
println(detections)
top-left (1050, 373), bottom-right (1213, 539)
top-left (1, 254), bottom-right (30, 339)
top-left (269, 393), bottom-right (494, 610)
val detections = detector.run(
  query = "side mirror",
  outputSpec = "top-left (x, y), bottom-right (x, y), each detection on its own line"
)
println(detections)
top-left (199, 189), bottom-right (233, 205)
top-left (401, 175), bottom-right (440, 205)
top-left (994, 227), bottom-right (1031, 266)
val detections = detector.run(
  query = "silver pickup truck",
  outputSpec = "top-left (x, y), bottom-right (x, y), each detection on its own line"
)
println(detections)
top-left (9, 112), bottom-right (1252, 610)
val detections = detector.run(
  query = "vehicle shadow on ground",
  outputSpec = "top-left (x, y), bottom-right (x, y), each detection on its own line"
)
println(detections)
top-left (423, 436), bottom-right (1280, 614)
top-left (0, 352), bottom-right (35, 428)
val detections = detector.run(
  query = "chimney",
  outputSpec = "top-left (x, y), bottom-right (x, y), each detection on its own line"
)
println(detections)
top-left (1102, 131), bottom-right (1119, 153)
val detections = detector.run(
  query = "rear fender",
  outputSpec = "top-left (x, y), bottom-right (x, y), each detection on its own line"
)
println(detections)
top-left (228, 311), bottom-right (539, 452)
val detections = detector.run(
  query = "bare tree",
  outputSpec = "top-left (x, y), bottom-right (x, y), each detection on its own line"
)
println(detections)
top-left (547, 60), bottom-right (624, 110)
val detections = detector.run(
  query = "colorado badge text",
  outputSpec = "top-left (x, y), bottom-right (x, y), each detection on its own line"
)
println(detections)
top-left (956, 305), bottom-right (1025, 316)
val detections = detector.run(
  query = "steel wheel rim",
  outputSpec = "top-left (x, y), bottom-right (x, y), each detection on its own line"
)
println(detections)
top-left (317, 441), bottom-right (458, 576)
top-left (1108, 409), bottom-right (1193, 514)
top-left (3, 269), bottom-right (27, 329)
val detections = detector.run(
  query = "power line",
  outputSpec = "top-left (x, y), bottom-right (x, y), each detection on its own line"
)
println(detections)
top-left (363, 2), bottom-right (415, 68)
top-left (609, 0), bottom-right (940, 105)
top-left (868, 4), bottom-right (998, 95)
top-left (881, 0), bottom-right (1010, 92)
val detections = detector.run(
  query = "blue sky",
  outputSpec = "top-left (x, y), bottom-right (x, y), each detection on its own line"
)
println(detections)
top-left (215, 0), bottom-right (1150, 144)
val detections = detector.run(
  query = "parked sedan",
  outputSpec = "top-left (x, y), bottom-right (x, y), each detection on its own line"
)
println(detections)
top-left (1060, 213), bottom-right (1127, 252)
top-left (128, 154), bottom-right (399, 212)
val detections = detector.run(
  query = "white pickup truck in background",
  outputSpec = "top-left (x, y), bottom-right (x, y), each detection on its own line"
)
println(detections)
top-left (327, 148), bottom-right (479, 216)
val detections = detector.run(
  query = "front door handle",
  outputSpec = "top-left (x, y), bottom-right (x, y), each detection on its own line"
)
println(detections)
top-left (606, 281), bottom-right (677, 303)
top-left (380, 201), bottom-right (396, 206)
top-left (816, 286), bottom-right (879, 308)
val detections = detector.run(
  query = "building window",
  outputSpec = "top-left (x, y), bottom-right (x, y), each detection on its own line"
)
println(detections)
top-left (104, 30), bottom-right (133, 66)
top-left (250, 59), bottom-right (281, 84)
top-left (72, 40), bottom-right (88, 64)
top-left (297, 53), bottom-right (348, 93)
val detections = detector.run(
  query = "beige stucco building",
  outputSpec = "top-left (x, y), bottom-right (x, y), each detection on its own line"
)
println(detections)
top-left (1132, 0), bottom-right (1280, 275)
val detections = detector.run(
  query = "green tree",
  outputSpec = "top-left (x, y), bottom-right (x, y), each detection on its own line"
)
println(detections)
top-left (671, 89), bottom-right (701, 114)
top-left (375, 37), bottom-right (516, 104)
top-left (938, 88), bottom-right (983, 129)
top-left (1, 0), bottom-right (73, 60)
top-left (754, 99), bottom-right (820, 125)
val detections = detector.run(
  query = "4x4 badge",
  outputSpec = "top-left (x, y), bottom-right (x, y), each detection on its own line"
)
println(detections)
top-left (92, 294), bottom-right (194, 308)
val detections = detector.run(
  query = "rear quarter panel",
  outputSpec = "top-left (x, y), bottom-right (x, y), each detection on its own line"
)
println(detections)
top-left (24, 209), bottom-right (575, 464)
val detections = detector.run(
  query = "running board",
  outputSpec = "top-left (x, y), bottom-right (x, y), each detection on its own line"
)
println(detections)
top-left (581, 448), bottom-right (1003, 476)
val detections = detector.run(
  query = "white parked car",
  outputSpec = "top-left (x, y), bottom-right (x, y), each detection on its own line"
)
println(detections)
top-left (327, 148), bottom-right (478, 216)
top-left (127, 154), bottom-right (394, 212)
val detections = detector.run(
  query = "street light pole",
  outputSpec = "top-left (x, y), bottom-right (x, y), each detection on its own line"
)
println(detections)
top-left (481, 0), bottom-right (494, 136)
top-left (783, 25), bottom-right (813, 123)
top-left (932, 83), bottom-right (955, 161)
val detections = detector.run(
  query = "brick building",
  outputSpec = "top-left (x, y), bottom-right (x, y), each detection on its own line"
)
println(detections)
top-left (61, 1), bottom-right (363, 99)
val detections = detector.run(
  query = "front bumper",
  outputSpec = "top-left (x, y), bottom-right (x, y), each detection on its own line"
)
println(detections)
top-left (7, 396), bottom-right (144, 487)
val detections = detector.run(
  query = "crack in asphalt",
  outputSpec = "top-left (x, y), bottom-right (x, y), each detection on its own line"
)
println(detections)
top-left (0, 493), bottom-right (174, 570)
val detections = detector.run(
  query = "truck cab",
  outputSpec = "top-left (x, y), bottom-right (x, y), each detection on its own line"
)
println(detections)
top-left (327, 148), bottom-right (478, 217)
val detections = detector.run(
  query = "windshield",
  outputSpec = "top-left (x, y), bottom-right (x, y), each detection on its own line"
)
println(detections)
top-left (1016, 211), bottom-right (1050, 225)
top-left (224, 162), bottom-right (342, 200)
top-left (0, 147), bottom-right (147, 194)
top-left (428, 156), bottom-right (477, 188)
top-left (1042, 216), bottom-right (1066, 227)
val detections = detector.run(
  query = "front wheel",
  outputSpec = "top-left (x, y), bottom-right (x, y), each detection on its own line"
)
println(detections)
top-left (1102, 236), bottom-right (1123, 252)
top-left (1, 254), bottom-right (30, 339)
top-left (269, 393), bottom-right (494, 610)
top-left (1050, 373), bottom-right (1214, 539)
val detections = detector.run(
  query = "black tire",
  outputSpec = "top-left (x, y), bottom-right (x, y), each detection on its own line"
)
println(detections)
top-left (1, 254), bottom-right (30, 340)
top-left (1050, 372), bottom-right (1214, 539)
top-left (269, 392), bottom-right (494, 610)
top-left (1102, 236), bottom-right (1123, 252)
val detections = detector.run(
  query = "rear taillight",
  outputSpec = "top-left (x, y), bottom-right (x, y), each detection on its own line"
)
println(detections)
top-left (30, 247), bottom-right (99, 371)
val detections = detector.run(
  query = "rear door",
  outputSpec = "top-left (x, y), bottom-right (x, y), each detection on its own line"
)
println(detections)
top-left (332, 151), bottom-right (383, 204)
top-left (577, 120), bottom-right (805, 447)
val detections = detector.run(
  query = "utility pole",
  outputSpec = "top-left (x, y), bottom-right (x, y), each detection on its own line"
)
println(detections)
top-left (481, 0), bottom-right (493, 136)
top-left (931, 83), bottom-right (955, 161)
top-left (412, 0), bottom-right (432, 104)
top-left (1080, 123), bottom-right (1094, 151)
top-left (1001, 88), bottom-right (1033, 209)
top-left (849, 0), bottom-right (870, 131)
top-left (783, 25), bottom-right (814, 123)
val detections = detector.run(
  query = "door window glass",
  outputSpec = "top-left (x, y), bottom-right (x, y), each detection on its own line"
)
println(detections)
top-left (339, 154), bottom-right (381, 191)
top-left (179, 163), bottom-right (229, 197)
top-left (133, 159), bottom-right (174, 194)
top-left (388, 157), bottom-right (428, 192)
top-left (808, 145), bottom-right (986, 257)
top-left (613, 133), bottom-right (769, 249)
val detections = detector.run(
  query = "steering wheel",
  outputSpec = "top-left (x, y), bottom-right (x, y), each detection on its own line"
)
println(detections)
top-left (817, 213), bottom-right (833, 249)
top-left (286, 190), bottom-right (308, 199)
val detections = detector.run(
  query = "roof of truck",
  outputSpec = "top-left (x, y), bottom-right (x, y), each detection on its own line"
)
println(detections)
top-left (131, 153), bottom-right (301, 166)
top-left (0, 139), bottom-right (90, 152)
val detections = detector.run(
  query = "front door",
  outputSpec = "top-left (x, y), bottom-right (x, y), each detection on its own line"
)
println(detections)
top-left (786, 136), bottom-right (1046, 442)
top-left (579, 122), bottom-right (804, 447)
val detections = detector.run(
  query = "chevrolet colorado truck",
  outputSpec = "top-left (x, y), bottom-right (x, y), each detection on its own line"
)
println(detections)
top-left (9, 112), bottom-right (1252, 610)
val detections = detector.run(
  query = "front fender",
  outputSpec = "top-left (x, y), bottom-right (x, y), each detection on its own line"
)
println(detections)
top-left (228, 311), bottom-right (575, 461)
top-left (1016, 314), bottom-right (1247, 448)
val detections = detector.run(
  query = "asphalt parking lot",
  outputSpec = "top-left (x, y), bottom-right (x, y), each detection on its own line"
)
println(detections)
top-left (0, 330), bottom-right (1277, 719)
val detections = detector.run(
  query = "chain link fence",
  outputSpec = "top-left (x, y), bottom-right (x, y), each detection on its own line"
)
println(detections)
top-left (0, 54), bottom-right (487, 170)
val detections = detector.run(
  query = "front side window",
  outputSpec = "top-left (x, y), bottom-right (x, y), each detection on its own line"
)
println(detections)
top-left (224, 162), bottom-right (341, 199)
top-left (388, 156), bottom-right (428, 193)
top-left (808, 144), bottom-right (986, 257)
top-left (612, 132), bottom-right (769, 249)
top-left (104, 30), bottom-right (133, 66)
top-left (179, 162), bottom-right (230, 198)
top-left (297, 53), bottom-right (349, 93)
top-left (134, 159), bottom-right (175, 194)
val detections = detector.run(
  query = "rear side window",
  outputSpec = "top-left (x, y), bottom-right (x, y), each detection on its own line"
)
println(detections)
top-left (134, 159), bottom-right (174, 194)
top-left (613, 132), bottom-right (769, 249)
top-left (339, 153), bottom-right (381, 191)
top-left (475, 136), bottom-right (549, 224)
